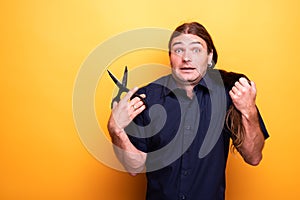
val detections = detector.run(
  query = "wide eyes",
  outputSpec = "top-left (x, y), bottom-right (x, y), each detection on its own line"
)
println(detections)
top-left (172, 47), bottom-right (202, 55)
top-left (174, 48), bottom-right (183, 54)
top-left (192, 48), bottom-right (201, 53)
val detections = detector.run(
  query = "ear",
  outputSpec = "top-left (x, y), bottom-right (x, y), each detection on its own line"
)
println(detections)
top-left (208, 51), bottom-right (213, 65)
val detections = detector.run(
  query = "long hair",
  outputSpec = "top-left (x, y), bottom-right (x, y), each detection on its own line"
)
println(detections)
top-left (220, 70), bottom-right (249, 150)
top-left (226, 105), bottom-right (245, 150)
top-left (169, 22), bottom-right (245, 150)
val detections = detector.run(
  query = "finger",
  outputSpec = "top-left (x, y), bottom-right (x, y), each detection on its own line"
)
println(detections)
top-left (133, 99), bottom-right (145, 109)
top-left (239, 77), bottom-right (251, 87)
top-left (250, 81), bottom-right (257, 96)
top-left (229, 90), bottom-right (234, 97)
top-left (231, 86), bottom-right (239, 95)
top-left (130, 98), bottom-right (145, 113)
top-left (250, 81), bottom-right (256, 90)
top-left (139, 94), bottom-right (146, 98)
top-left (136, 104), bottom-right (146, 113)
top-left (234, 81), bottom-right (243, 90)
top-left (130, 94), bottom-right (146, 106)
top-left (229, 90), bottom-right (237, 99)
top-left (123, 87), bottom-right (139, 102)
top-left (130, 96), bottom-right (142, 107)
top-left (131, 105), bottom-right (146, 118)
top-left (112, 101), bottom-right (118, 109)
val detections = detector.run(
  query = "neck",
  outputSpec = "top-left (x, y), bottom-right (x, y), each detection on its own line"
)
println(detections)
top-left (176, 83), bottom-right (195, 99)
top-left (185, 87), bottom-right (194, 99)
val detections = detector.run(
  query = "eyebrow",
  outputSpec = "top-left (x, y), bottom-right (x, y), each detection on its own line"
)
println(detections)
top-left (172, 41), bottom-right (203, 47)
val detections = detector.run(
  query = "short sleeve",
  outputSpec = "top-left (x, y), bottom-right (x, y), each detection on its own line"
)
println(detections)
top-left (124, 87), bottom-right (151, 153)
top-left (257, 107), bottom-right (269, 139)
top-left (125, 113), bottom-right (149, 152)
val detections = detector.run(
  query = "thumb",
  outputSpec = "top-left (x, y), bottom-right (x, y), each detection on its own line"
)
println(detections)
top-left (112, 101), bottom-right (118, 109)
top-left (250, 81), bottom-right (256, 92)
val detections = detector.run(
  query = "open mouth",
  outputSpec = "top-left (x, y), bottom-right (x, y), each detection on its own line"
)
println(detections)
top-left (180, 67), bottom-right (195, 71)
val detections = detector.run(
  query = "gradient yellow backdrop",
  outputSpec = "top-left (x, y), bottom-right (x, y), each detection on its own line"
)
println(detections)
top-left (1, 0), bottom-right (300, 199)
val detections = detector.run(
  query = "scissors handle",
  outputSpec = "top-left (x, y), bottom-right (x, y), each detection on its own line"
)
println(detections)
top-left (108, 67), bottom-right (147, 109)
top-left (131, 93), bottom-right (147, 109)
top-left (111, 91), bottom-right (147, 109)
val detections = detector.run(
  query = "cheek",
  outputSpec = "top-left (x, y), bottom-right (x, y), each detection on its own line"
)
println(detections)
top-left (170, 55), bottom-right (181, 67)
top-left (170, 53), bottom-right (182, 61)
top-left (193, 55), bottom-right (209, 65)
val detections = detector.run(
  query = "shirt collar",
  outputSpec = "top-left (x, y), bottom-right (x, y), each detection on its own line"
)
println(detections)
top-left (161, 72), bottom-right (214, 97)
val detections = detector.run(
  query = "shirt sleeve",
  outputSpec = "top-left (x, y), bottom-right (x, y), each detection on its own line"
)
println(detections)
top-left (257, 107), bottom-right (269, 139)
top-left (124, 87), bottom-right (150, 153)
top-left (125, 112), bottom-right (149, 152)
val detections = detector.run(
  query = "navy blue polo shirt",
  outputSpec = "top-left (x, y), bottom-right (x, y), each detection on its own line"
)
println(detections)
top-left (125, 69), bottom-right (269, 200)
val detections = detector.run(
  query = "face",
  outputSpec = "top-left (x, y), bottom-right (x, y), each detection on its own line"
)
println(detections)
top-left (170, 34), bottom-right (213, 86)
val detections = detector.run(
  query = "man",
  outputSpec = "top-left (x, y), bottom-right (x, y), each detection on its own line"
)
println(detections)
top-left (107, 22), bottom-right (269, 200)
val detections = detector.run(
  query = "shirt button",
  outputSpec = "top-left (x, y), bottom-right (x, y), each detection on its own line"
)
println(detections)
top-left (185, 126), bottom-right (191, 130)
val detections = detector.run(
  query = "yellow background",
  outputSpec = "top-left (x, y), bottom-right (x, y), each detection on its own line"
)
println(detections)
top-left (1, 0), bottom-right (300, 199)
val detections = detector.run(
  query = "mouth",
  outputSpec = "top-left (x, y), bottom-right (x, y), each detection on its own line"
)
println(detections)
top-left (180, 67), bottom-right (196, 72)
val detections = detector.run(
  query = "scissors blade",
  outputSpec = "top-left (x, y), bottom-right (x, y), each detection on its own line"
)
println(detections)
top-left (122, 66), bottom-right (128, 87)
top-left (107, 69), bottom-right (129, 92)
top-left (107, 68), bottom-right (148, 109)
top-left (107, 70), bottom-right (123, 88)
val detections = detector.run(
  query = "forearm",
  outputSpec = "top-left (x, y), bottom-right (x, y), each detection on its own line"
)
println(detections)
top-left (238, 106), bottom-right (265, 166)
top-left (108, 119), bottom-right (146, 175)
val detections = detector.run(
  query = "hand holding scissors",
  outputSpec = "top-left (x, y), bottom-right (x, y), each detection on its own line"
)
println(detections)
top-left (107, 66), bottom-right (147, 109)
top-left (107, 67), bottom-right (147, 130)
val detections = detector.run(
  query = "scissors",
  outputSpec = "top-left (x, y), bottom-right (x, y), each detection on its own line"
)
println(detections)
top-left (107, 66), bottom-right (147, 109)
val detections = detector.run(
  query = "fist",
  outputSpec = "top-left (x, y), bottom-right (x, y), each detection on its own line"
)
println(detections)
top-left (229, 77), bottom-right (257, 116)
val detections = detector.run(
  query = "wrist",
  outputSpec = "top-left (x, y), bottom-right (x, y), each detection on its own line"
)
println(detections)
top-left (241, 106), bottom-right (257, 120)
top-left (108, 117), bottom-right (131, 149)
top-left (108, 123), bottom-right (125, 139)
top-left (108, 114), bottom-right (123, 133)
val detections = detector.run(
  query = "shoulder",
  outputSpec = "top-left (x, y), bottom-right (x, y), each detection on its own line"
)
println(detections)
top-left (137, 74), bottom-right (172, 94)
top-left (136, 74), bottom-right (172, 104)
top-left (207, 69), bottom-right (249, 88)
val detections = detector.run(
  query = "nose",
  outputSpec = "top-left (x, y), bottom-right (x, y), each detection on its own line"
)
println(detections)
top-left (183, 56), bottom-right (191, 62)
top-left (182, 51), bottom-right (191, 62)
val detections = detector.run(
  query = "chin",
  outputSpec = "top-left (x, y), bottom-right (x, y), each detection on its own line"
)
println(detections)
top-left (178, 77), bottom-right (200, 86)
top-left (173, 71), bottom-right (201, 84)
top-left (184, 75), bottom-right (200, 82)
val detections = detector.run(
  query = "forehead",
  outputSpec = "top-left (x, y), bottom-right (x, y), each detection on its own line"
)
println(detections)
top-left (171, 34), bottom-right (207, 48)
